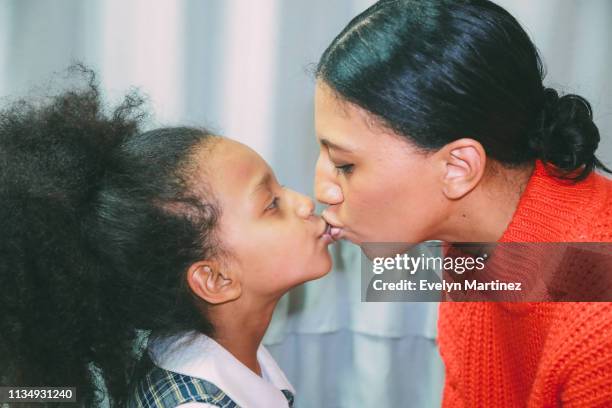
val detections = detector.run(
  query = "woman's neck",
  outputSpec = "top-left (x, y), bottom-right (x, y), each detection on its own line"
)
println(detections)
top-left (437, 163), bottom-right (534, 243)
top-left (208, 296), bottom-right (278, 376)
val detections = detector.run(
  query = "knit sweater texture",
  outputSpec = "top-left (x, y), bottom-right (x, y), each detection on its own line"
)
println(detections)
top-left (438, 161), bottom-right (612, 407)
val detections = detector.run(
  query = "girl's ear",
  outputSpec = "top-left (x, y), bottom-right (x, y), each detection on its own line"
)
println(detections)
top-left (187, 261), bottom-right (242, 304)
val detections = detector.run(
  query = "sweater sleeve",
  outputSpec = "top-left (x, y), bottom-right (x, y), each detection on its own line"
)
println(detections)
top-left (560, 304), bottom-right (612, 407)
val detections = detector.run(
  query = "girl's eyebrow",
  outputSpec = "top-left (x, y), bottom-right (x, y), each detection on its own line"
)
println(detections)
top-left (320, 138), bottom-right (352, 153)
top-left (251, 172), bottom-right (272, 196)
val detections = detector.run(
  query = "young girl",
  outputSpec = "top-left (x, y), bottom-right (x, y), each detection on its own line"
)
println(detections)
top-left (0, 74), bottom-right (334, 407)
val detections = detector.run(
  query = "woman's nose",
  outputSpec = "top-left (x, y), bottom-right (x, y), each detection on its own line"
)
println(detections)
top-left (314, 155), bottom-right (344, 205)
top-left (315, 182), bottom-right (343, 206)
top-left (314, 176), bottom-right (343, 206)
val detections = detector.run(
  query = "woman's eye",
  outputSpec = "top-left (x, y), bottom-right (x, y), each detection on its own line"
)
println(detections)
top-left (265, 197), bottom-right (280, 211)
top-left (335, 164), bottom-right (354, 175)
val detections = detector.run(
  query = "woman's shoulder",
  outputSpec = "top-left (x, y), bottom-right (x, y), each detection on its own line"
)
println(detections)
top-left (547, 302), bottom-right (612, 349)
top-left (592, 170), bottom-right (612, 205)
top-left (585, 171), bottom-right (612, 240)
top-left (542, 302), bottom-right (612, 402)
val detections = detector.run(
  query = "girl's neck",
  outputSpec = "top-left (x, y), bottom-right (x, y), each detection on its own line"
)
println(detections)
top-left (209, 296), bottom-right (278, 376)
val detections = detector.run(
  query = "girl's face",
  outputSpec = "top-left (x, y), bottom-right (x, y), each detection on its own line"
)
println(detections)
top-left (201, 139), bottom-right (333, 299)
top-left (314, 81), bottom-right (448, 246)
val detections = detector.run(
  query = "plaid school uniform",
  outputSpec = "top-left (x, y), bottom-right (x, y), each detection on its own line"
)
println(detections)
top-left (129, 364), bottom-right (295, 408)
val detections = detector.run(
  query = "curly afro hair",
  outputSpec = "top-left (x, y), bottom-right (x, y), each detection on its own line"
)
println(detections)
top-left (0, 67), bottom-right (221, 407)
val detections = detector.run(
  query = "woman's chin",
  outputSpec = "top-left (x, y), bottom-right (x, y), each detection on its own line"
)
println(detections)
top-left (360, 242), bottom-right (414, 260)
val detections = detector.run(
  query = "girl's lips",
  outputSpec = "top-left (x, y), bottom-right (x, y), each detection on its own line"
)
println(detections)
top-left (324, 222), bottom-right (332, 236)
top-left (318, 221), bottom-right (338, 244)
top-left (317, 220), bottom-right (330, 238)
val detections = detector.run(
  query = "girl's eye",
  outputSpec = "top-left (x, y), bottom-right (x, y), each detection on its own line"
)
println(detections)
top-left (335, 164), bottom-right (354, 175)
top-left (265, 197), bottom-right (280, 211)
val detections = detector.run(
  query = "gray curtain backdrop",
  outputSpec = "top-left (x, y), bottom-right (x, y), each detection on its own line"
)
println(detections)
top-left (2, 1), bottom-right (610, 407)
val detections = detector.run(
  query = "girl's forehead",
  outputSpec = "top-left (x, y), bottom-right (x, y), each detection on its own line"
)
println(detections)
top-left (198, 138), bottom-right (270, 200)
top-left (216, 139), bottom-right (266, 175)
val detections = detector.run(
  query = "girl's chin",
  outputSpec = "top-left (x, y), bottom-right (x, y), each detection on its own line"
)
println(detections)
top-left (318, 233), bottom-right (335, 246)
top-left (289, 254), bottom-right (332, 286)
top-left (310, 254), bottom-right (333, 279)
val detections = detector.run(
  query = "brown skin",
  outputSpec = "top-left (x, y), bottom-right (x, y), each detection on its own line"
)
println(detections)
top-left (186, 139), bottom-right (333, 375)
top-left (314, 80), bottom-right (533, 252)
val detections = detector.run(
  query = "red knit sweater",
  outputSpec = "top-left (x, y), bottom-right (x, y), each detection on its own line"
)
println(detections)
top-left (438, 161), bottom-right (612, 407)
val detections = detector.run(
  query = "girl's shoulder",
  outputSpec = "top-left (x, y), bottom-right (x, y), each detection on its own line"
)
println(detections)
top-left (129, 363), bottom-right (239, 408)
top-left (136, 331), bottom-right (295, 408)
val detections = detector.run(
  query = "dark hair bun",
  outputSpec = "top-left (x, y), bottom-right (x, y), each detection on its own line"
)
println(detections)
top-left (529, 88), bottom-right (601, 180)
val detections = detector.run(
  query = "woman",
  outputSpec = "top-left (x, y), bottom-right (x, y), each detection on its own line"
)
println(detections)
top-left (313, 0), bottom-right (612, 406)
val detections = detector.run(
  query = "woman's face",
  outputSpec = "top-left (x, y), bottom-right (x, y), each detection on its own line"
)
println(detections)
top-left (201, 138), bottom-right (333, 298)
top-left (314, 81), bottom-right (448, 246)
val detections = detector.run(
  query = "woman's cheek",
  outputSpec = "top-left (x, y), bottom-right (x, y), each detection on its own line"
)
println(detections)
top-left (351, 179), bottom-right (385, 217)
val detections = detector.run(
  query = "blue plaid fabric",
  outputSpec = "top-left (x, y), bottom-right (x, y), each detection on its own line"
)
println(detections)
top-left (280, 390), bottom-right (294, 407)
top-left (129, 364), bottom-right (295, 408)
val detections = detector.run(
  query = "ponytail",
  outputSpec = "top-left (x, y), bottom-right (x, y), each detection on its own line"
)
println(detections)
top-left (0, 68), bottom-right (220, 406)
top-left (0, 71), bottom-right (142, 406)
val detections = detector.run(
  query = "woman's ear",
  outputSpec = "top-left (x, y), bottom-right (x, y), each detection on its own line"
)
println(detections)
top-left (437, 138), bottom-right (486, 199)
top-left (187, 261), bottom-right (241, 304)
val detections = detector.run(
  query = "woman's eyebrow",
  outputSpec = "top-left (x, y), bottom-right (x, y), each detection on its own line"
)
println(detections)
top-left (320, 138), bottom-right (352, 153)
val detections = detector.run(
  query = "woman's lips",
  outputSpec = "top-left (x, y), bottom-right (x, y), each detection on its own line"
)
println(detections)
top-left (329, 226), bottom-right (343, 240)
top-left (321, 210), bottom-right (345, 240)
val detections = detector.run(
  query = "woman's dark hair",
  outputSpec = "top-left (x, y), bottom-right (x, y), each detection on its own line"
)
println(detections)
top-left (0, 69), bottom-right (221, 406)
top-left (317, 0), bottom-right (610, 180)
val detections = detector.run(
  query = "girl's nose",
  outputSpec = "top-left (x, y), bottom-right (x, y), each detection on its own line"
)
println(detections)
top-left (295, 193), bottom-right (315, 219)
